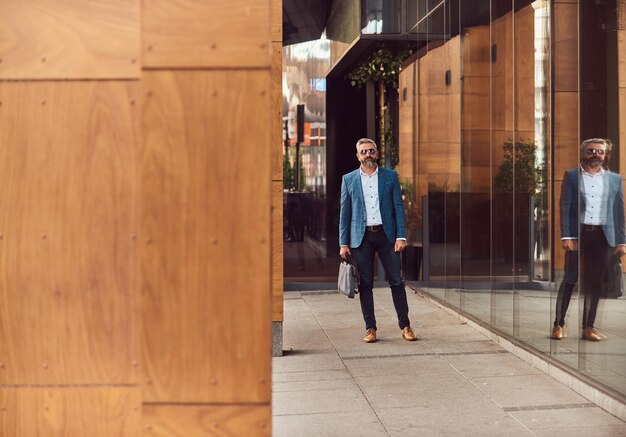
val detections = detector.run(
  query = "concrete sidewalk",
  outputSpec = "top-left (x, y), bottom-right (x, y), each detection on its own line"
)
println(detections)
top-left (272, 288), bottom-right (626, 436)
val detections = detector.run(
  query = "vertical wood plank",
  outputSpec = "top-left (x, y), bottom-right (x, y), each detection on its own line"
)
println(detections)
top-left (143, 405), bottom-right (270, 436)
top-left (272, 181), bottom-right (284, 321)
top-left (141, 70), bottom-right (271, 403)
top-left (0, 388), bottom-right (141, 436)
top-left (0, 0), bottom-right (140, 79)
top-left (271, 42), bottom-right (284, 182)
top-left (553, 1), bottom-right (579, 271)
top-left (143, 0), bottom-right (271, 68)
top-left (271, 0), bottom-right (283, 42)
top-left (0, 81), bottom-right (140, 385)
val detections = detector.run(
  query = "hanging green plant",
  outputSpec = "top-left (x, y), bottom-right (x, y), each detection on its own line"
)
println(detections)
top-left (346, 45), bottom-right (413, 168)
top-left (347, 46), bottom-right (412, 89)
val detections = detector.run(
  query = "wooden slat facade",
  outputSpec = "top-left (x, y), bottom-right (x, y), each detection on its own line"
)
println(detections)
top-left (0, 0), bottom-right (277, 434)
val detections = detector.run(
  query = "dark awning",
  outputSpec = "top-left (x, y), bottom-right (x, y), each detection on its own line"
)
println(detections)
top-left (283, 0), bottom-right (331, 46)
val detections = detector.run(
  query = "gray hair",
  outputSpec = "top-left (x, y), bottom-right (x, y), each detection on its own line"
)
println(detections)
top-left (580, 138), bottom-right (612, 153)
top-left (356, 138), bottom-right (377, 150)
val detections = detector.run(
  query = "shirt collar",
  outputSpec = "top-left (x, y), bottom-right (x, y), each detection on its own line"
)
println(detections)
top-left (580, 164), bottom-right (606, 177)
top-left (359, 165), bottom-right (379, 177)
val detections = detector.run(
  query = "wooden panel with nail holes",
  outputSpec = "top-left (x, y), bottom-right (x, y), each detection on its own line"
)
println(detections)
top-left (0, 387), bottom-right (141, 436)
top-left (271, 0), bottom-right (282, 42)
top-left (143, 0), bottom-right (271, 68)
top-left (0, 81), bottom-right (140, 385)
top-left (143, 404), bottom-right (270, 436)
top-left (0, 0), bottom-right (140, 79)
top-left (141, 70), bottom-right (271, 403)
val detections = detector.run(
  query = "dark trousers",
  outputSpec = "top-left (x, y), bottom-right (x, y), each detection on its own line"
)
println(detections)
top-left (554, 250), bottom-right (578, 328)
top-left (579, 228), bottom-right (609, 329)
top-left (352, 230), bottom-right (410, 331)
top-left (554, 229), bottom-right (610, 329)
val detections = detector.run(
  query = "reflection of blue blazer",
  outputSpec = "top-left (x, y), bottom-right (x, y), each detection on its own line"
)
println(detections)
top-left (560, 168), bottom-right (626, 247)
top-left (339, 167), bottom-right (407, 248)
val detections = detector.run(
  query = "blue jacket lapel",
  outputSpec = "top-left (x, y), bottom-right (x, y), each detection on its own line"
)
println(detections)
top-left (377, 167), bottom-right (385, 201)
top-left (353, 170), bottom-right (365, 205)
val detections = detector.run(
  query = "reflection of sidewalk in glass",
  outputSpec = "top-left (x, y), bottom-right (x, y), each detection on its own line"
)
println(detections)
top-left (284, 235), bottom-right (336, 280)
top-left (410, 284), bottom-right (626, 395)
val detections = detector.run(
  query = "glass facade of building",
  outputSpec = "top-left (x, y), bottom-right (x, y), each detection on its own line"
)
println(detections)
top-left (283, 0), bottom-right (626, 401)
top-left (398, 0), bottom-right (626, 402)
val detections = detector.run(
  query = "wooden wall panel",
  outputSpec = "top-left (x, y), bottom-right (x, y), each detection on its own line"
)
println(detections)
top-left (397, 63), bottom-right (415, 181)
top-left (143, 0), bottom-right (271, 68)
top-left (271, 0), bottom-right (282, 42)
top-left (462, 77), bottom-right (490, 131)
top-left (143, 405), bottom-right (270, 436)
top-left (271, 43), bottom-right (284, 181)
top-left (618, 15), bottom-right (626, 178)
top-left (553, 1), bottom-right (579, 271)
top-left (0, 0), bottom-right (140, 79)
top-left (141, 70), bottom-right (271, 403)
top-left (425, 95), bottom-right (448, 143)
top-left (272, 181), bottom-right (284, 322)
top-left (0, 81), bottom-right (140, 385)
top-left (0, 387), bottom-right (141, 436)
top-left (553, 93), bottom-right (579, 177)
top-left (462, 130), bottom-right (491, 192)
top-left (514, 6), bottom-right (536, 133)
top-left (462, 26), bottom-right (490, 78)
top-left (270, 40), bottom-right (283, 323)
top-left (553, 2), bottom-right (578, 92)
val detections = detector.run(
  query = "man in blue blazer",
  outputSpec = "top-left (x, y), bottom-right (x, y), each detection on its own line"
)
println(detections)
top-left (339, 138), bottom-right (417, 343)
top-left (553, 138), bottom-right (626, 341)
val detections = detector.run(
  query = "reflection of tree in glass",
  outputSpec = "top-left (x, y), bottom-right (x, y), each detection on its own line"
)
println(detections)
top-left (400, 179), bottom-right (421, 242)
top-left (493, 138), bottom-right (545, 194)
top-left (283, 152), bottom-right (295, 190)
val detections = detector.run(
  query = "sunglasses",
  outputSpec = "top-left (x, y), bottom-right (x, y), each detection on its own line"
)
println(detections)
top-left (359, 148), bottom-right (377, 155)
top-left (585, 148), bottom-right (607, 155)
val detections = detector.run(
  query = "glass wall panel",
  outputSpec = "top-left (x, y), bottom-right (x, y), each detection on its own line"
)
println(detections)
top-left (576, 0), bottom-right (626, 397)
top-left (418, 11), bottom-right (451, 299)
top-left (458, 0), bottom-right (493, 322)
top-left (488, 1), bottom-right (515, 335)
top-left (512, 0), bottom-right (552, 354)
top-left (398, 0), bottom-right (626, 402)
top-left (361, 0), bottom-right (403, 34)
top-left (283, 39), bottom-right (333, 282)
top-left (434, 2), bottom-right (461, 309)
top-left (549, 0), bottom-right (580, 371)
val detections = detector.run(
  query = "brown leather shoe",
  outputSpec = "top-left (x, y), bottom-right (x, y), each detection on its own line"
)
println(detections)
top-left (363, 328), bottom-right (377, 343)
top-left (582, 327), bottom-right (602, 342)
top-left (401, 326), bottom-right (418, 341)
top-left (551, 325), bottom-right (564, 340)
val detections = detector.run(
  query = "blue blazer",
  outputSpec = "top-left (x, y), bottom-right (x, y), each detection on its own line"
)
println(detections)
top-left (339, 167), bottom-right (407, 248)
top-left (560, 168), bottom-right (626, 247)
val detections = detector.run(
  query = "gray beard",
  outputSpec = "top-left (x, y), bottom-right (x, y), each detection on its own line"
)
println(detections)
top-left (587, 159), bottom-right (602, 168)
top-left (364, 160), bottom-right (375, 168)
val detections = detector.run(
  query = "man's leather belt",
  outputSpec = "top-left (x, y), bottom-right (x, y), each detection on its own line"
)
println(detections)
top-left (366, 225), bottom-right (383, 232)
top-left (582, 224), bottom-right (602, 231)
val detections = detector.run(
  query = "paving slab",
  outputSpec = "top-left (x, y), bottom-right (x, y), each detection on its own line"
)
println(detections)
top-left (273, 411), bottom-right (388, 437)
top-left (473, 373), bottom-right (589, 408)
top-left (376, 405), bottom-right (533, 437)
top-left (509, 407), bottom-right (626, 437)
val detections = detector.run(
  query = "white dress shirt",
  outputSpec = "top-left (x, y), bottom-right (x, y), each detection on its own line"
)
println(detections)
top-left (360, 167), bottom-right (382, 226)
top-left (581, 166), bottom-right (606, 226)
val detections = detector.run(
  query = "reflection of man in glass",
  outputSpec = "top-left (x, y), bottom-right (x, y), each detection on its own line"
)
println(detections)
top-left (552, 138), bottom-right (626, 342)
